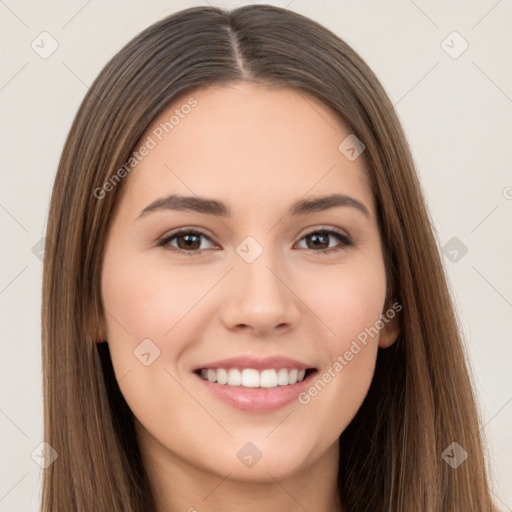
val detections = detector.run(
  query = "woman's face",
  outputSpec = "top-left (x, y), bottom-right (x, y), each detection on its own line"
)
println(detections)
top-left (100, 82), bottom-right (399, 483)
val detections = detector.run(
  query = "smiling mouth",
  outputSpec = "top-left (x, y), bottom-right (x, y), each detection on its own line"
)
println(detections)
top-left (194, 367), bottom-right (317, 388)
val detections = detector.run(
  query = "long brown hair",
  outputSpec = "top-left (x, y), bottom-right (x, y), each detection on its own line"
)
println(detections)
top-left (41, 5), bottom-right (497, 511)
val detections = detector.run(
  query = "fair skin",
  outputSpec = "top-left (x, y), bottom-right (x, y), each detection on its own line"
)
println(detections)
top-left (99, 82), bottom-right (399, 512)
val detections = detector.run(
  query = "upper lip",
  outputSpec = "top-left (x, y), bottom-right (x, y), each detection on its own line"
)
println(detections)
top-left (193, 355), bottom-right (315, 372)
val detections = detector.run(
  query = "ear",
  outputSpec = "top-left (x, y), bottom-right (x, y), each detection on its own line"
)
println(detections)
top-left (378, 318), bottom-right (400, 348)
top-left (377, 302), bottom-right (401, 349)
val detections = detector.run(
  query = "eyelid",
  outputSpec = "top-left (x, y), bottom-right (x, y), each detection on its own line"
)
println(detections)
top-left (297, 224), bottom-right (351, 241)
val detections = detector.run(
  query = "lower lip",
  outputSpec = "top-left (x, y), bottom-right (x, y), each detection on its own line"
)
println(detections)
top-left (194, 371), bottom-right (315, 413)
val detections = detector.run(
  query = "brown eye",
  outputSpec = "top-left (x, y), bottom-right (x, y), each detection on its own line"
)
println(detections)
top-left (296, 228), bottom-right (353, 254)
top-left (158, 230), bottom-right (215, 254)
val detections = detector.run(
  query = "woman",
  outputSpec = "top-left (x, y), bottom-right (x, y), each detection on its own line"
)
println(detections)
top-left (41, 4), bottom-right (497, 511)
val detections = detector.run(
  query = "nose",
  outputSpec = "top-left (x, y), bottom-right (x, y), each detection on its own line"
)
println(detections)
top-left (220, 254), bottom-right (300, 337)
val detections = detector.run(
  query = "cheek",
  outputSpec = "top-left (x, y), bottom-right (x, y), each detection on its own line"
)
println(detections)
top-left (298, 256), bottom-right (387, 350)
top-left (100, 255), bottom-right (205, 433)
top-left (292, 257), bottom-right (386, 431)
top-left (100, 251), bottom-right (223, 425)
top-left (101, 252), bottom-right (213, 348)
top-left (299, 339), bottom-right (378, 442)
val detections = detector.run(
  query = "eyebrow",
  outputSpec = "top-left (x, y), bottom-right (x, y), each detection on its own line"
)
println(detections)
top-left (135, 193), bottom-right (371, 221)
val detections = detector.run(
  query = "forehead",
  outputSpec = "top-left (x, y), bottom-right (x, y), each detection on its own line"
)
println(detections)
top-left (117, 82), bottom-right (374, 219)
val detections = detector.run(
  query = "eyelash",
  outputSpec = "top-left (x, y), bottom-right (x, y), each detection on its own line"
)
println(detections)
top-left (157, 227), bottom-right (354, 256)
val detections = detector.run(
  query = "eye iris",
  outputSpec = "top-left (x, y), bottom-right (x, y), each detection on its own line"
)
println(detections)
top-left (308, 232), bottom-right (329, 250)
top-left (178, 233), bottom-right (201, 250)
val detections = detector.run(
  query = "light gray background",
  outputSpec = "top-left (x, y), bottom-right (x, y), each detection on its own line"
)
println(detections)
top-left (1, 0), bottom-right (511, 510)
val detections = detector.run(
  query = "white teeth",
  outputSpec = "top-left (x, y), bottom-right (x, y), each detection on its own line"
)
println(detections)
top-left (260, 369), bottom-right (277, 388)
top-left (216, 368), bottom-right (228, 385)
top-left (227, 368), bottom-right (242, 386)
top-left (277, 368), bottom-right (289, 385)
top-left (241, 369), bottom-right (259, 387)
top-left (198, 367), bottom-right (309, 388)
